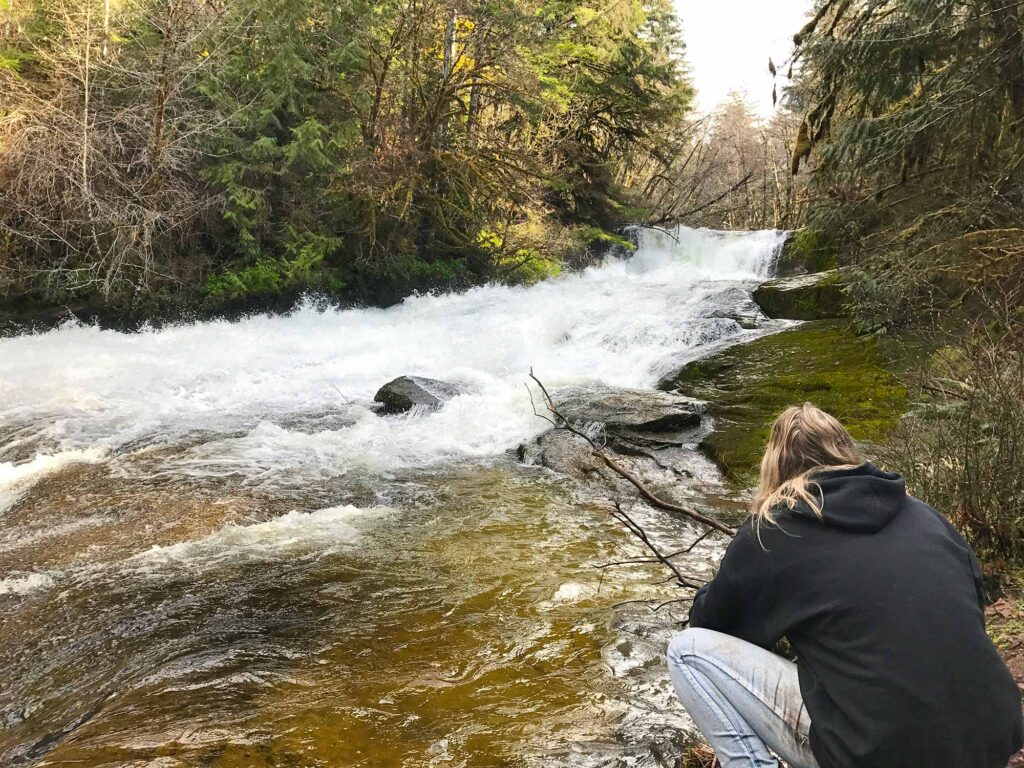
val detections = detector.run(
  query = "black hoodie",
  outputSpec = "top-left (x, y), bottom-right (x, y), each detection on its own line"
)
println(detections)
top-left (688, 463), bottom-right (1023, 768)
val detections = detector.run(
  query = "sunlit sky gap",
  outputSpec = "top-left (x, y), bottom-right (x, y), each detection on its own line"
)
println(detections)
top-left (674, 0), bottom-right (812, 117)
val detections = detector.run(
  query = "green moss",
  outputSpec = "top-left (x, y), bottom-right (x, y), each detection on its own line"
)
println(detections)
top-left (662, 321), bottom-right (907, 486)
top-left (753, 270), bottom-right (849, 320)
top-left (576, 225), bottom-right (637, 252)
top-left (776, 227), bottom-right (840, 276)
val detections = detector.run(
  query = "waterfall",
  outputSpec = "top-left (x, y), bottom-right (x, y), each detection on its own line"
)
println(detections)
top-left (0, 226), bottom-right (786, 498)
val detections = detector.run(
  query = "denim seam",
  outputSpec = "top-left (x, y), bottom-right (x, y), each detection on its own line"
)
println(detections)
top-left (675, 655), bottom-right (779, 767)
top-left (676, 649), bottom-right (811, 741)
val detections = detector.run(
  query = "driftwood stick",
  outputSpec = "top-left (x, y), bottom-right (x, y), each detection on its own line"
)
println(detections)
top-left (592, 557), bottom-right (662, 569)
top-left (662, 528), bottom-right (717, 559)
top-left (527, 368), bottom-right (736, 537)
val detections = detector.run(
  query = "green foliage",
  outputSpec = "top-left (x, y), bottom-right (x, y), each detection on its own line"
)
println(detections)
top-left (577, 226), bottom-right (637, 252)
top-left (204, 227), bottom-right (344, 302)
top-left (531, 0), bottom-right (692, 228)
top-left (0, 45), bottom-right (34, 75)
top-left (881, 324), bottom-right (1024, 568)
top-left (789, 0), bottom-right (1024, 329)
top-left (3, 0), bottom-right (690, 308)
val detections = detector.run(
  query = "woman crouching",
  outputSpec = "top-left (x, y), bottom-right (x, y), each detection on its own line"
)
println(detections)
top-left (668, 403), bottom-right (1022, 768)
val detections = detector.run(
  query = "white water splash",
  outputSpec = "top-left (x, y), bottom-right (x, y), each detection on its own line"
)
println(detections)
top-left (0, 226), bottom-right (785, 492)
top-left (0, 571), bottom-right (55, 596)
top-left (132, 504), bottom-right (385, 569)
top-left (0, 505), bottom-right (385, 595)
top-left (0, 448), bottom-right (109, 515)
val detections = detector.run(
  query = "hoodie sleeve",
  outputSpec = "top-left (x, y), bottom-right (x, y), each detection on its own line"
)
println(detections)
top-left (688, 520), bottom-right (789, 649)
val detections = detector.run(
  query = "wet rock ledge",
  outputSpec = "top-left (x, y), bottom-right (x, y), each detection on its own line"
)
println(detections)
top-left (515, 385), bottom-right (728, 515)
top-left (752, 269), bottom-right (850, 321)
top-left (660, 321), bottom-right (907, 485)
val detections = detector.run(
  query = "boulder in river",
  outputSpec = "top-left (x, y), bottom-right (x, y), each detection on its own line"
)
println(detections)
top-left (518, 386), bottom-right (707, 477)
top-left (374, 375), bottom-right (463, 414)
top-left (517, 429), bottom-right (604, 477)
top-left (706, 285), bottom-right (765, 329)
top-left (555, 386), bottom-right (705, 435)
top-left (753, 269), bottom-right (849, 321)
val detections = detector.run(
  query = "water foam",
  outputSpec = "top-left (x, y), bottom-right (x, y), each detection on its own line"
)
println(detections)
top-left (0, 448), bottom-right (109, 514)
top-left (132, 504), bottom-right (384, 568)
top-left (0, 571), bottom-right (55, 596)
top-left (0, 226), bottom-right (785, 490)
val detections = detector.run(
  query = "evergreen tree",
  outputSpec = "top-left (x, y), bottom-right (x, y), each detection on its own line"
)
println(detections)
top-left (787, 0), bottom-right (1024, 326)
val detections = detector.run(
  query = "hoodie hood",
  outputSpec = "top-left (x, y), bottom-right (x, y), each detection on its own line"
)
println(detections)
top-left (790, 462), bottom-right (906, 532)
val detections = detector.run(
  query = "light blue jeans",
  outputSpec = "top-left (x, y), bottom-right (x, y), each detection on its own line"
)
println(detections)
top-left (667, 628), bottom-right (820, 768)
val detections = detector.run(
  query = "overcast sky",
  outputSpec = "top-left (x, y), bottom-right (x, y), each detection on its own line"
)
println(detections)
top-left (674, 0), bottom-right (811, 117)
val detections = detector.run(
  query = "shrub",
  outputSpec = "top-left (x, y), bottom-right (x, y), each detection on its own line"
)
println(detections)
top-left (881, 312), bottom-right (1024, 570)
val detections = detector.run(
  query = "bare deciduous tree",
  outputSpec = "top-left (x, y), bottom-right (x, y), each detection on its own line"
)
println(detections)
top-left (0, 0), bottom-right (224, 298)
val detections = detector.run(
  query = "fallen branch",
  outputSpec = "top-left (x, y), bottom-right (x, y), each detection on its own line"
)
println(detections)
top-left (612, 502), bottom-right (708, 590)
top-left (527, 369), bottom-right (737, 536)
top-left (645, 171), bottom-right (756, 228)
top-left (592, 526), bottom-right (715, 571)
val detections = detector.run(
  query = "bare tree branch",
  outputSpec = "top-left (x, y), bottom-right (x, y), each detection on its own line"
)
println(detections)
top-left (527, 368), bottom-right (737, 536)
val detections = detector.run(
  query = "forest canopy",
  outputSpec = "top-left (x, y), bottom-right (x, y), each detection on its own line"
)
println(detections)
top-left (0, 0), bottom-right (691, 310)
top-left (3, 0), bottom-right (1022, 329)
top-left (785, 0), bottom-right (1024, 326)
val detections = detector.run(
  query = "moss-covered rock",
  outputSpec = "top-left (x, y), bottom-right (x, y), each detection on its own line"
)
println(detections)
top-left (753, 269), bottom-right (849, 321)
top-left (660, 321), bottom-right (907, 486)
top-left (774, 227), bottom-right (840, 276)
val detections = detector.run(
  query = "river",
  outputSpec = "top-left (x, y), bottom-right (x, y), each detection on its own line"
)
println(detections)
top-left (0, 226), bottom-right (786, 767)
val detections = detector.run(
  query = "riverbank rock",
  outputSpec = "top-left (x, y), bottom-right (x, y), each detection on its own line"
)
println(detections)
top-left (706, 286), bottom-right (765, 329)
top-left (517, 386), bottom-right (708, 479)
top-left (660, 321), bottom-right (907, 484)
top-left (374, 375), bottom-right (463, 414)
top-left (753, 269), bottom-right (848, 321)
top-left (772, 228), bottom-right (840, 277)
top-left (555, 386), bottom-right (706, 437)
top-left (517, 429), bottom-right (604, 477)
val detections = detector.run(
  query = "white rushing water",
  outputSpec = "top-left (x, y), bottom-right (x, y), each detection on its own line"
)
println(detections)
top-left (0, 226), bottom-right (785, 768)
top-left (132, 504), bottom-right (389, 567)
top-left (0, 226), bottom-right (785, 498)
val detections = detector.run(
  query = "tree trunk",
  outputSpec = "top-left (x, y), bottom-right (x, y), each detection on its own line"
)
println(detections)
top-left (102, 0), bottom-right (110, 57)
top-left (82, 3), bottom-right (92, 198)
top-left (467, 81), bottom-right (481, 144)
top-left (434, 8), bottom-right (456, 147)
top-left (990, 0), bottom-right (1024, 129)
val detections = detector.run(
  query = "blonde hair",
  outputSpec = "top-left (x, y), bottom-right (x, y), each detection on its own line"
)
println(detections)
top-left (751, 403), bottom-right (862, 524)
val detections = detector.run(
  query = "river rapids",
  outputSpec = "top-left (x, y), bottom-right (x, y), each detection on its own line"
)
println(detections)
top-left (0, 226), bottom-right (786, 767)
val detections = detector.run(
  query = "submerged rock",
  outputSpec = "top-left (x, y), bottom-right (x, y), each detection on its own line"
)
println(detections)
top-left (753, 269), bottom-right (848, 321)
top-left (374, 375), bottom-right (462, 414)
